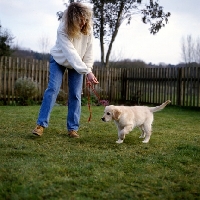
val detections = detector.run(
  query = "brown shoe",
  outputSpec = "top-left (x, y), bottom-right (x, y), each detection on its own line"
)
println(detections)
top-left (68, 130), bottom-right (79, 138)
top-left (32, 125), bottom-right (44, 136)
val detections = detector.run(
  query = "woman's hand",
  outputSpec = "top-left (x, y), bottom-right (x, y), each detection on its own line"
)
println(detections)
top-left (87, 72), bottom-right (99, 84)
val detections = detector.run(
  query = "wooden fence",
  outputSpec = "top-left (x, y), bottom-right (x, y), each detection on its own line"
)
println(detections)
top-left (0, 56), bottom-right (200, 107)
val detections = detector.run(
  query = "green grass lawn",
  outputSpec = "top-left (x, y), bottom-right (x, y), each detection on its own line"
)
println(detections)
top-left (0, 105), bottom-right (200, 200)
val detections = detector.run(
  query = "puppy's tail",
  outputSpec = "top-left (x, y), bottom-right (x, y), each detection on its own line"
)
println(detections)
top-left (149, 100), bottom-right (171, 113)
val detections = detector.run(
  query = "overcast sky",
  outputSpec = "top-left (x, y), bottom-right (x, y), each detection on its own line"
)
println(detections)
top-left (0, 0), bottom-right (200, 65)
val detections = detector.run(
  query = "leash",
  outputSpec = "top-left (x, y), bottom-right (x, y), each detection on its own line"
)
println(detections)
top-left (86, 79), bottom-right (109, 122)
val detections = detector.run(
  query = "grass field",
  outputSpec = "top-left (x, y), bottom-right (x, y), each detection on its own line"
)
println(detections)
top-left (0, 105), bottom-right (200, 200)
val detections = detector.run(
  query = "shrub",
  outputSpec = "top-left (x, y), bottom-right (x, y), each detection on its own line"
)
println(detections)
top-left (81, 96), bottom-right (97, 106)
top-left (83, 84), bottom-right (107, 106)
top-left (57, 89), bottom-right (68, 105)
top-left (14, 77), bottom-right (39, 105)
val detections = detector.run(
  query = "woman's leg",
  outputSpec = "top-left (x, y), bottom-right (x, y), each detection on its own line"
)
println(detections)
top-left (67, 69), bottom-right (83, 131)
top-left (36, 57), bottom-right (66, 128)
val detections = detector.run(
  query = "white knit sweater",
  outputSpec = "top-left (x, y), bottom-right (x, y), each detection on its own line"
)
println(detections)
top-left (50, 21), bottom-right (94, 74)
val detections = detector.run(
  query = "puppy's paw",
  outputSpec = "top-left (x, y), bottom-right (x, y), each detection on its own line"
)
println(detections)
top-left (116, 139), bottom-right (123, 144)
top-left (139, 135), bottom-right (145, 138)
top-left (142, 140), bottom-right (149, 143)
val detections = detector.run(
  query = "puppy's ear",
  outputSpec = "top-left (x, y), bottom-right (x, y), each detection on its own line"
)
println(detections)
top-left (113, 109), bottom-right (121, 120)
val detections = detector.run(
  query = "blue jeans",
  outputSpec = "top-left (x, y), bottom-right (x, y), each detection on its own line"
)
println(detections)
top-left (37, 56), bottom-right (83, 131)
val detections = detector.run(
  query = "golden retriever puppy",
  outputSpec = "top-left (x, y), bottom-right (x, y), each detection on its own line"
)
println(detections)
top-left (101, 100), bottom-right (171, 144)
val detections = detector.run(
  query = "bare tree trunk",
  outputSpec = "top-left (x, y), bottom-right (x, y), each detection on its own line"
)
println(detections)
top-left (181, 35), bottom-right (195, 64)
top-left (100, 2), bottom-right (105, 66)
top-left (181, 37), bottom-right (187, 63)
top-left (105, 2), bottom-right (124, 68)
top-left (195, 37), bottom-right (200, 64)
top-left (38, 35), bottom-right (50, 60)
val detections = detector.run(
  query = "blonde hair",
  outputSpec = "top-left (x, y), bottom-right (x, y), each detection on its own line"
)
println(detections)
top-left (62, 2), bottom-right (93, 38)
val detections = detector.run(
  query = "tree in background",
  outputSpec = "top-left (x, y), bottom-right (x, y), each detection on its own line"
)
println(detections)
top-left (181, 35), bottom-right (200, 64)
top-left (91, 0), bottom-right (170, 67)
top-left (0, 24), bottom-right (50, 60)
top-left (38, 35), bottom-right (50, 60)
top-left (0, 24), bottom-right (15, 56)
top-left (58, 0), bottom-right (170, 67)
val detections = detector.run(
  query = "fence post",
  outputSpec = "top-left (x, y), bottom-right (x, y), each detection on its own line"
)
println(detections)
top-left (177, 67), bottom-right (182, 106)
top-left (121, 68), bottom-right (127, 101)
top-left (0, 57), bottom-right (3, 100)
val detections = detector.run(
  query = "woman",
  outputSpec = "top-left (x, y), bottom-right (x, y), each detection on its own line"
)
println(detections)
top-left (32, 2), bottom-right (98, 138)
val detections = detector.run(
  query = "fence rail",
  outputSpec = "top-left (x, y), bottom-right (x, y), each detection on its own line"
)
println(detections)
top-left (0, 56), bottom-right (200, 107)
